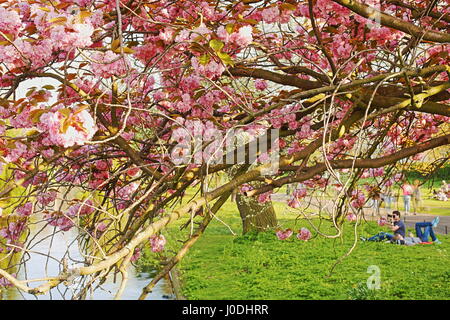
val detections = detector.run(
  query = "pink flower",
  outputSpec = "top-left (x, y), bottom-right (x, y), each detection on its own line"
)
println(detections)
top-left (38, 108), bottom-right (97, 148)
top-left (276, 229), bottom-right (293, 240)
top-left (127, 167), bottom-right (141, 177)
top-left (257, 192), bottom-right (272, 203)
top-left (293, 187), bottom-right (308, 199)
top-left (346, 213), bottom-right (357, 222)
top-left (255, 79), bottom-right (268, 91)
top-left (90, 51), bottom-right (128, 78)
top-left (66, 200), bottom-right (95, 217)
top-left (5, 142), bottom-right (27, 162)
top-left (240, 184), bottom-right (253, 194)
top-left (44, 212), bottom-right (74, 231)
top-left (350, 190), bottom-right (366, 208)
top-left (95, 160), bottom-right (109, 171)
top-left (91, 222), bottom-right (107, 239)
top-left (0, 7), bottom-right (21, 37)
top-left (384, 179), bottom-right (394, 187)
top-left (261, 6), bottom-right (280, 24)
top-left (16, 202), bottom-right (33, 217)
top-left (50, 23), bottom-right (94, 51)
top-left (149, 234), bottom-right (166, 252)
top-left (0, 220), bottom-right (27, 243)
top-left (0, 273), bottom-right (17, 287)
top-left (230, 26), bottom-right (253, 47)
top-left (130, 247), bottom-right (141, 262)
top-left (297, 227), bottom-right (312, 241)
top-left (191, 56), bottom-right (225, 79)
top-left (377, 217), bottom-right (387, 226)
top-left (31, 172), bottom-right (48, 186)
top-left (287, 197), bottom-right (301, 208)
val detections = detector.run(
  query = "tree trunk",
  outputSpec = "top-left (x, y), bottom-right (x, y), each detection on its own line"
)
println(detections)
top-left (235, 193), bottom-right (277, 234)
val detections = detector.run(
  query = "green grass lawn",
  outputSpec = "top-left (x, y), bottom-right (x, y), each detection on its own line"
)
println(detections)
top-left (138, 196), bottom-right (450, 300)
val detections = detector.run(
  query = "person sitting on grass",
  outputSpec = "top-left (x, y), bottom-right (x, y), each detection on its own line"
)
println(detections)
top-left (391, 233), bottom-right (421, 246)
top-left (414, 217), bottom-right (441, 244)
top-left (362, 216), bottom-right (442, 245)
top-left (361, 210), bottom-right (405, 242)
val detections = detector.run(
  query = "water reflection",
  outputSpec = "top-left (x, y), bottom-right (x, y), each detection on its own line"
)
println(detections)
top-left (0, 218), bottom-right (173, 300)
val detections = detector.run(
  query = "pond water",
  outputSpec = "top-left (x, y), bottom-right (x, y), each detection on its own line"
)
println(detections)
top-left (1, 218), bottom-right (174, 300)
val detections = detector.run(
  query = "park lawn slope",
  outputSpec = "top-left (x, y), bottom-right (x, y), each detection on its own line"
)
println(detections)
top-left (175, 212), bottom-right (450, 300)
top-left (137, 196), bottom-right (450, 300)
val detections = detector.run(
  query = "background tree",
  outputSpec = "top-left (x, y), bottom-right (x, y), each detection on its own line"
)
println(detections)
top-left (0, 0), bottom-right (449, 298)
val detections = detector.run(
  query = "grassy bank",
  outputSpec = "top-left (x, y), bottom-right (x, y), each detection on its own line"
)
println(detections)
top-left (138, 197), bottom-right (450, 300)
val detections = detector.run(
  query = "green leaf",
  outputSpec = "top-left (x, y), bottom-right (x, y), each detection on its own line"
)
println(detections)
top-left (226, 24), bottom-right (235, 35)
top-left (338, 125), bottom-right (346, 138)
top-left (48, 17), bottom-right (68, 24)
top-left (209, 39), bottom-right (224, 52)
top-left (217, 51), bottom-right (234, 66)
top-left (29, 109), bottom-right (46, 123)
top-left (280, 3), bottom-right (297, 11)
top-left (113, 46), bottom-right (135, 54)
top-left (199, 54), bottom-right (210, 65)
top-left (58, 108), bottom-right (72, 118)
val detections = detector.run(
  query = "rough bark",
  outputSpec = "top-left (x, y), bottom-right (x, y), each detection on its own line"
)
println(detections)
top-left (236, 193), bottom-right (277, 234)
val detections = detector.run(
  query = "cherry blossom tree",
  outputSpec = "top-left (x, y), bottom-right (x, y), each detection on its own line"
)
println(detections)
top-left (0, 0), bottom-right (449, 299)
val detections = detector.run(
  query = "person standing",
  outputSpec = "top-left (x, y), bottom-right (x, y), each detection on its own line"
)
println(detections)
top-left (369, 186), bottom-right (382, 217)
top-left (382, 186), bottom-right (393, 211)
top-left (412, 179), bottom-right (422, 215)
top-left (401, 181), bottom-right (413, 215)
top-left (441, 180), bottom-right (449, 194)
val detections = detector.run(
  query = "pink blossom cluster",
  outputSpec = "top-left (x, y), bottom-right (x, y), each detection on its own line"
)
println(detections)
top-left (0, 7), bottom-right (21, 37)
top-left (4, 142), bottom-right (28, 163)
top-left (269, 105), bottom-right (302, 129)
top-left (257, 191), bottom-right (272, 203)
top-left (44, 200), bottom-right (94, 231)
top-left (261, 6), bottom-right (280, 24)
top-left (16, 202), bottom-right (33, 217)
top-left (50, 23), bottom-right (94, 51)
top-left (90, 51), bottom-right (128, 78)
top-left (350, 190), bottom-right (366, 209)
top-left (149, 234), bottom-right (166, 252)
top-left (66, 200), bottom-right (95, 217)
top-left (115, 182), bottom-right (139, 209)
top-left (276, 227), bottom-right (312, 241)
top-left (170, 119), bottom-right (223, 164)
top-left (0, 273), bottom-right (17, 288)
top-left (0, 220), bottom-right (27, 244)
top-left (297, 227), bottom-right (312, 241)
top-left (89, 169), bottom-right (109, 190)
top-left (229, 26), bottom-right (253, 47)
top-left (276, 228), bottom-right (293, 240)
top-left (130, 247), bottom-right (141, 262)
top-left (346, 213), bottom-right (357, 222)
top-left (377, 217), bottom-right (387, 226)
top-left (254, 79), bottom-right (268, 91)
top-left (191, 56), bottom-right (225, 79)
top-left (37, 191), bottom-right (58, 206)
top-left (287, 187), bottom-right (308, 208)
top-left (43, 214), bottom-right (73, 231)
top-left (90, 222), bottom-right (108, 239)
top-left (37, 108), bottom-right (98, 148)
top-left (31, 172), bottom-right (48, 186)
top-left (361, 168), bottom-right (384, 179)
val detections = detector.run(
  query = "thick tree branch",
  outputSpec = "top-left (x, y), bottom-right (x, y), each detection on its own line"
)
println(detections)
top-left (332, 0), bottom-right (450, 43)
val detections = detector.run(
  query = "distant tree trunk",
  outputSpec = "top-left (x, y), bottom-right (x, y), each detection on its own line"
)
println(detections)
top-left (236, 193), bottom-right (277, 234)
